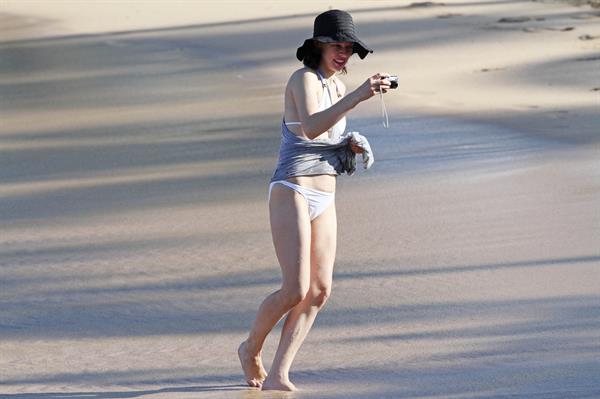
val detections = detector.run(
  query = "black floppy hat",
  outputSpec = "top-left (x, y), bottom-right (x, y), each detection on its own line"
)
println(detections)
top-left (296, 9), bottom-right (373, 61)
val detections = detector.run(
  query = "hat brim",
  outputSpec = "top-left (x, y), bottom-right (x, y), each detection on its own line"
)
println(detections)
top-left (296, 36), bottom-right (373, 62)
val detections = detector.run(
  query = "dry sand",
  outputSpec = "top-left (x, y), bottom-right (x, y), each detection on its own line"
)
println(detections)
top-left (1, 1), bottom-right (599, 398)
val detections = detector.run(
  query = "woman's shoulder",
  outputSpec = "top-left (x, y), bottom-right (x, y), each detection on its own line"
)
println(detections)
top-left (288, 67), bottom-right (320, 87)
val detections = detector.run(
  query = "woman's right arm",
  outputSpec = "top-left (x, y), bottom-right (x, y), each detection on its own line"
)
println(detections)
top-left (291, 69), bottom-right (391, 139)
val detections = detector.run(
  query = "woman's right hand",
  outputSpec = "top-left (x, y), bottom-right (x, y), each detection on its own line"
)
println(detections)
top-left (353, 73), bottom-right (391, 102)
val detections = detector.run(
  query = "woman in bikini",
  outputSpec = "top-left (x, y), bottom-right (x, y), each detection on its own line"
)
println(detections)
top-left (238, 9), bottom-right (391, 391)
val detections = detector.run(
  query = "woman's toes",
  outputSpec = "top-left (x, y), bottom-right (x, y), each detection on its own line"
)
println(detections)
top-left (239, 341), bottom-right (266, 388)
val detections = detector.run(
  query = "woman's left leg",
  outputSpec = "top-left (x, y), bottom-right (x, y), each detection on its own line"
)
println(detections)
top-left (262, 201), bottom-right (337, 391)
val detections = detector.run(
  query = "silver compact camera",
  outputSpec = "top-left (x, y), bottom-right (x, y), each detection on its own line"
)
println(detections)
top-left (387, 75), bottom-right (398, 89)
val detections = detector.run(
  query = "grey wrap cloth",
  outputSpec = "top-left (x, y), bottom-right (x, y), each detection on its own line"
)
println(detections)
top-left (270, 121), bottom-right (374, 182)
top-left (347, 131), bottom-right (374, 173)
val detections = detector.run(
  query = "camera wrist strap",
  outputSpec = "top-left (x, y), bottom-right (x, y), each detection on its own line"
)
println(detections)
top-left (379, 86), bottom-right (389, 128)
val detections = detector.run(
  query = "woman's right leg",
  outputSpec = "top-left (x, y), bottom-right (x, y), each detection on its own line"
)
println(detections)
top-left (239, 184), bottom-right (312, 387)
top-left (261, 200), bottom-right (336, 391)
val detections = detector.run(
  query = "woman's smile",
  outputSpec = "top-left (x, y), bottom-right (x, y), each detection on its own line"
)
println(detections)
top-left (333, 57), bottom-right (347, 69)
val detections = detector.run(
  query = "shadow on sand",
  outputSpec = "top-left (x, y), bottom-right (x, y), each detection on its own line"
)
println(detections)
top-left (0, 385), bottom-right (248, 399)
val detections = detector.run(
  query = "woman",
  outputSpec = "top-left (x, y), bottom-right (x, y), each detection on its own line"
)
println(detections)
top-left (238, 9), bottom-right (391, 391)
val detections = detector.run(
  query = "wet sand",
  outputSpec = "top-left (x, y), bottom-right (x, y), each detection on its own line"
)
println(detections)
top-left (1, 1), bottom-right (599, 398)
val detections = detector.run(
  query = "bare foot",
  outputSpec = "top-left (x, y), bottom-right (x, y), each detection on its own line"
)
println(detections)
top-left (261, 375), bottom-right (298, 391)
top-left (238, 341), bottom-right (267, 388)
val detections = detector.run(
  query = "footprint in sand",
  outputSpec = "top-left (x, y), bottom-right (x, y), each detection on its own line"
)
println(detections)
top-left (498, 16), bottom-right (532, 23)
top-left (544, 26), bottom-right (576, 31)
top-left (579, 34), bottom-right (599, 40)
top-left (522, 26), bottom-right (575, 33)
top-left (592, 87), bottom-right (600, 91)
top-left (437, 13), bottom-right (463, 18)
top-left (408, 2), bottom-right (445, 8)
top-left (479, 67), bottom-right (505, 72)
top-left (496, 16), bottom-right (575, 33)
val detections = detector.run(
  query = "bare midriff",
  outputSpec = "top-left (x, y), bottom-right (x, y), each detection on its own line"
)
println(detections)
top-left (286, 174), bottom-right (336, 193)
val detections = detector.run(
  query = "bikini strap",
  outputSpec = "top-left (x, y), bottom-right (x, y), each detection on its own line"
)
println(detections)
top-left (316, 69), bottom-right (335, 104)
top-left (315, 69), bottom-right (326, 87)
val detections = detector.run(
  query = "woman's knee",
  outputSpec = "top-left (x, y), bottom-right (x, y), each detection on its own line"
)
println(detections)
top-left (280, 283), bottom-right (309, 308)
top-left (309, 282), bottom-right (332, 308)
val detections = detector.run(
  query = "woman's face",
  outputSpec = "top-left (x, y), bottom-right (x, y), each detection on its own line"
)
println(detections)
top-left (319, 41), bottom-right (353, 73)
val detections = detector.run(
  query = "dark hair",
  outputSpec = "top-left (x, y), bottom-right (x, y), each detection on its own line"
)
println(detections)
top-left (300, 40), bottom-right (347, 74)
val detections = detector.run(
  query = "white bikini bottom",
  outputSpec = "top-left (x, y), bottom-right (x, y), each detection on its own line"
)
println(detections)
top-left (268, 180), bottom-right (335, 221)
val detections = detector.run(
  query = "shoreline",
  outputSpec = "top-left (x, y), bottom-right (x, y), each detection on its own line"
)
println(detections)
top-left (2, 1), bottom-right (599, 144)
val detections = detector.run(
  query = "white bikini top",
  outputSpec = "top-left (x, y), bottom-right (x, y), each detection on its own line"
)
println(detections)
top-left (284, 70), bottom-right (346, 140)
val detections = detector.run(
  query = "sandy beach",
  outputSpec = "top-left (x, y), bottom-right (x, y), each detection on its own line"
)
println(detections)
top-left (1, 1), bottom-right (599, 398)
